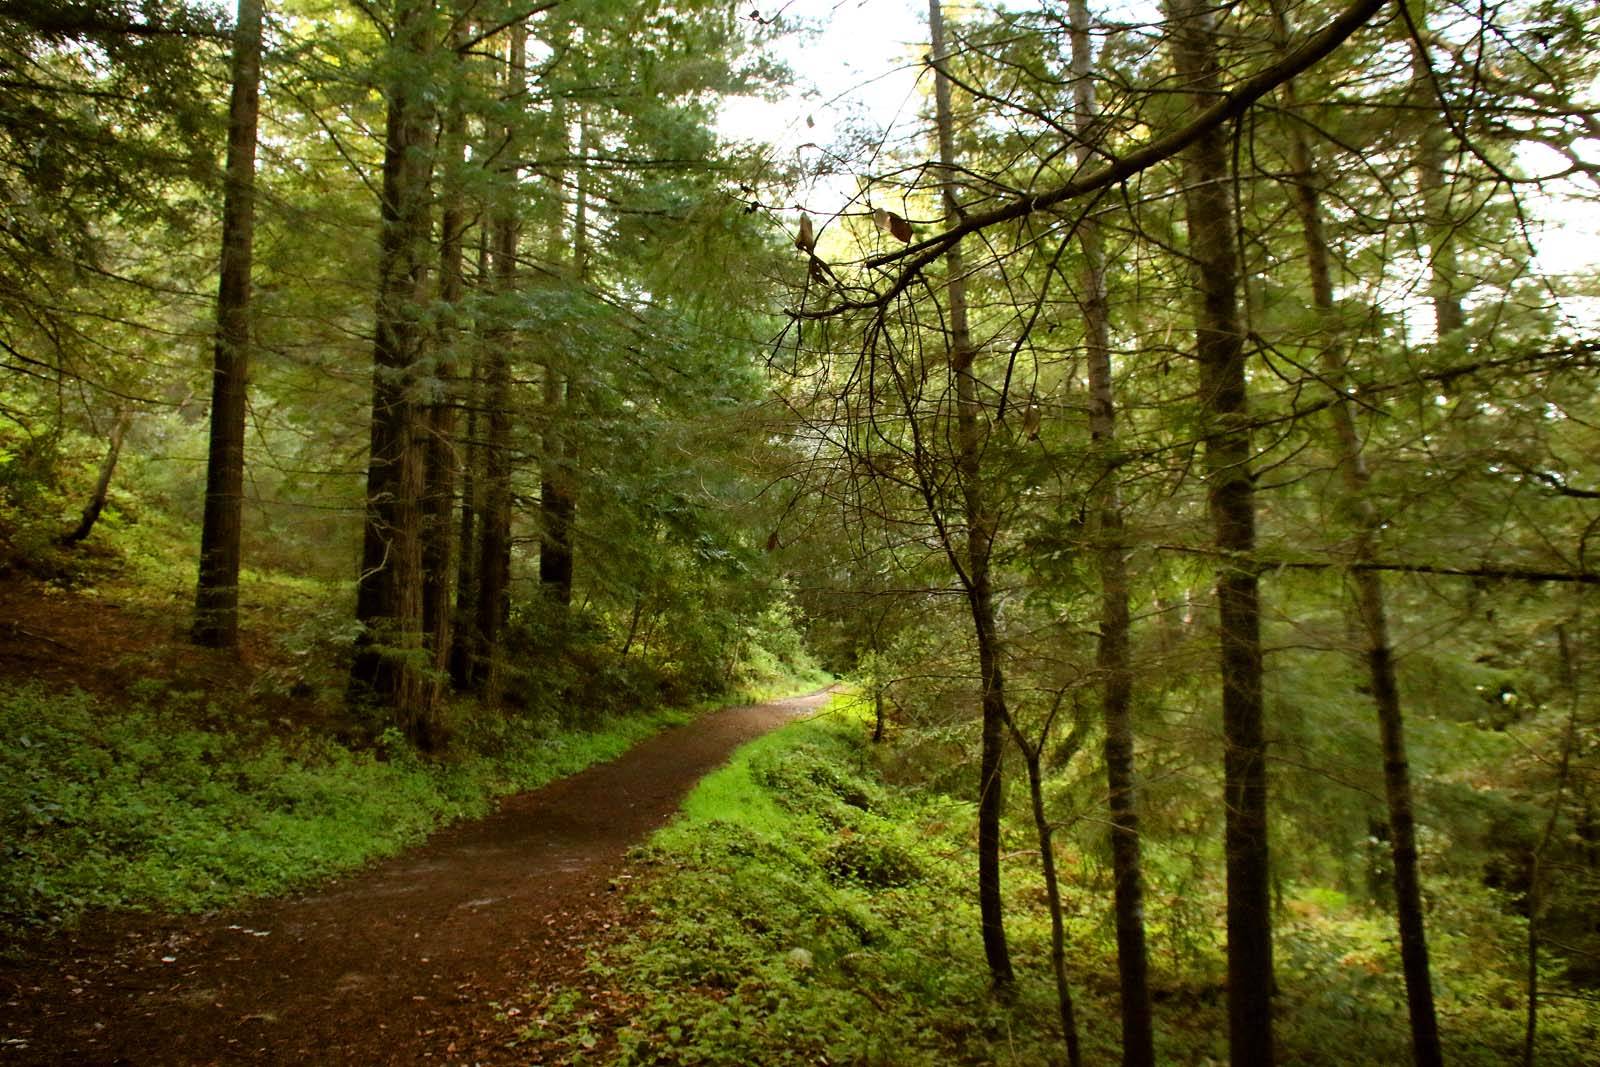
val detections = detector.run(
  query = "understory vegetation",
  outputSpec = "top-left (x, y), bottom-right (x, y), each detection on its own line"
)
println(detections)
top-left (0, 523), bottom-right (827, 942)
top-left (528, 696), bottom-right (1592, 1066)
top-left (0, 665), bottom-right (824, 943)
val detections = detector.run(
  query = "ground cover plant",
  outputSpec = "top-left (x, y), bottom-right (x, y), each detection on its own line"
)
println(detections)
top-left (520, 695), bottom-right (1594, 1065)
top-left (0, 672), bottom-right (824, 942)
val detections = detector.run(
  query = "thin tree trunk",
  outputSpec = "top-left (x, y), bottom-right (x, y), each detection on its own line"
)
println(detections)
top-left (1523, 637), bottom-right (1580, 1067)
top-left (929, 0), bottom-right (1014, 991)
top-left (350, 0), bottom-right (440, 746)
top-left (1273, 12), bottom-right (1443, 1059)
top-left (1167, 1), bottom-right (1274, 1061)
top-left (869, 622), bottom-right (887, 744)
top-left (1069, 3), bottom-right (1155, 1063)
top-left (473, 21), bottom-right (526, 699)
top-left (192, 0), bottom-right (262, 647)
top-left (1023, 743), bottom-right (1082, 1067)
top-left (619, 592), bottom-right (644, 657)
top-left (59, 409), bottom-right (131, 546)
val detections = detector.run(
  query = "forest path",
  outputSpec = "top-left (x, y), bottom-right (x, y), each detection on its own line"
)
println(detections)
top-left (1, 688), bottom-right (836, 1065)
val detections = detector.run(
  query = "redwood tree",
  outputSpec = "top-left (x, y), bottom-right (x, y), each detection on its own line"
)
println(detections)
top-left (193, 0), bottom-right (263, 648)
top-left (469, 19), bottom-right (527, 699)
top-left (349, 0), bottom-right (441, 745)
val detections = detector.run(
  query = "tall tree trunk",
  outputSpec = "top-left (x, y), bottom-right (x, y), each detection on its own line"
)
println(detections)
top-left (472, 21), bottom-right (526, 698)
top-left (1071, 2), bottom-right (1154, 1062)
top-left (539, 107), bottom-right (589, 608)
top-left (422, 14), bottom-right (468, 682)
top-left (537, 366), bottom-right (574, 606)
top-left (928, 0), bottom-right (1014, 992)
top-left (59, 408), bottom-right (131, 546)
top-left (350, 0), bottom-right (440, 747)
top-left (192, 0), bottom-right (262, 648)
top-left (1273, 9), bottom-right (1442, 1061)
top-left (1167, 1), bottom-right (1274, 1062)
top-left (450, 231), bottom-right (488, 691)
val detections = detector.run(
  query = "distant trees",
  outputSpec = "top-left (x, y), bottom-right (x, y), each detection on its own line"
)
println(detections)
top-left (331, 0), bottom-right (786, 728)
top-left (2, 1), bottom-right (798, 734)
top-left (1, 0), bottom-right (220, 554)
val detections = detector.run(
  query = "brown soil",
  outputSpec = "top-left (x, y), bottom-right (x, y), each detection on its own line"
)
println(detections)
top-left (0, 575), bottom-right (835, 1064)
top-left (0, 571), bottom-right (330, 730)
top-left (0, 689), bottom-right (833, 1066)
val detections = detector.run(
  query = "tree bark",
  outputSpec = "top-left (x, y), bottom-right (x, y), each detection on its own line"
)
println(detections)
top-left (537, 381), bottom-right (575, 607)
top-left (1273, 11), bottom-right (1443, 1059)
top-left (1407, 16), bottom-right (1465, 339)
top-left (472, 20), bottom-right (526, 699)
top-left (450, 231), bottom-right (488, 691)
top-left (539, 107), bottom-right (590, 608)
top-left (1167, 1), bottom-right (1275, 1062)
top-left (928, 0), bottom-right (1015, 993)
top-left (1023, 742), bottom-right (1082, 1066)
top-left (349, 0), bottom-right (440, 746)
top-left (422, 12), bottom-right (468, 683)
top-left (1071, 2), bottom-right (1154, 1062)
top-left (192, 0), bottom-right (262, 648)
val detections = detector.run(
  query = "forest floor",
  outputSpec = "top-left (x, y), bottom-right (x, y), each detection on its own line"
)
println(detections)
top-left (0, 577), bottom-right (836, 1065)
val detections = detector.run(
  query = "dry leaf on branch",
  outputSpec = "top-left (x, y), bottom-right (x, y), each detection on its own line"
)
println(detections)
top-left (795, 212), bottom-right (815, 253)
top-left (873, 208), bottom-right (911, 243)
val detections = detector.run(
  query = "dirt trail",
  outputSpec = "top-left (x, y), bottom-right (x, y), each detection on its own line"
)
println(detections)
top-left (1, 689), bottom-right (835, 1065)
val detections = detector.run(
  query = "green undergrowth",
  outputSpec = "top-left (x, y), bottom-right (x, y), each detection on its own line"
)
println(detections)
top-left (523, 696), bottom-right (1594, 1066)
top-left (0, 675), bottom-right (827, 944)
top-left (525, 695), bottom-right (1070, 1066)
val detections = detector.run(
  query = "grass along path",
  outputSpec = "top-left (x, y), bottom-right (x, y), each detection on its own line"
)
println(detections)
top-left (0, 688), bottom-right (836, 1065)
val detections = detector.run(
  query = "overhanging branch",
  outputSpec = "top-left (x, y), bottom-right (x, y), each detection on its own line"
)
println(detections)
top-left (797, 0), bottom-right (1391, 319)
